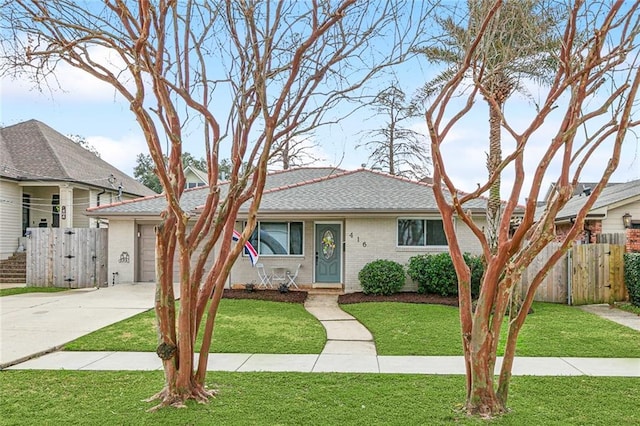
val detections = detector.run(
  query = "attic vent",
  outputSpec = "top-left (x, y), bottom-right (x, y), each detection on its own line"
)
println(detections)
top-left (582, 185), bottom-right (592, 196)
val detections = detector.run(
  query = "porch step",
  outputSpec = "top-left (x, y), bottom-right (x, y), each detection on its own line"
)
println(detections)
top-left (0, 253), bottom-right (27, 283)
top-left (0, 277), bottom-right (26, 284)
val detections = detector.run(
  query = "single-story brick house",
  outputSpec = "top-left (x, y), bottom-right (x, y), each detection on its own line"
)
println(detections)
top-left (553, 178), bottom-right (640, 252)
top-left (0, 119), bottom-right (155, 260)
top-left (86, 167), bottom-right (489, 292)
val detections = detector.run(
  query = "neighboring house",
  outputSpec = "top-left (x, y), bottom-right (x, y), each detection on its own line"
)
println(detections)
top-left (184, 165), bottom-right (207, 189)
top-left (543, 181), bottom-right (621, 201)
top-left (553, 178), bottom-right (640, 251)
top-left (0, 119), bottom-right (156, 260)
top-left (86, 167), bottom-right (489, 293)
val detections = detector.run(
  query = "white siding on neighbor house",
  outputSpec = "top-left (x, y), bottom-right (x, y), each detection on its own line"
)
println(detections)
top-left (0, 179), bottom-right (22, 260)
top-left (603, 202), bottom-right (640, 233)
top-left (73, 188), bottom-right (90, 228)
top-left (107, 219), bottom-right (136, 284)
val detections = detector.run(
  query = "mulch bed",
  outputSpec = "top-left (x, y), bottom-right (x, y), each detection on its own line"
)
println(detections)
top-left (223, 289), bottom-right (308, 303)
top-left (223, 288), bottom-right (458, 306)
top-left (338, 292), bottom-right (459, 306)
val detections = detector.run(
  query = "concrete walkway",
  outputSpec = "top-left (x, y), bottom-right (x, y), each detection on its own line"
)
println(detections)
top-left (304, 293), bottom-right (376, 356)
top-left (578, 304), bottom-right (640, 331)
top-left (1, 285), bottom-right (639, 375)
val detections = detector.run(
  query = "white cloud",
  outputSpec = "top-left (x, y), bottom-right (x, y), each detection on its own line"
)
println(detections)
top-left (1, 45), bottom-right (132, 103)
top-left (88, 134), bottom-right (148, 176)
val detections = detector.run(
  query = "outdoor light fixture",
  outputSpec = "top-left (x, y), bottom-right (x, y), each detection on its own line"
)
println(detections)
top-left (623, 212), bottom-right (632, 229)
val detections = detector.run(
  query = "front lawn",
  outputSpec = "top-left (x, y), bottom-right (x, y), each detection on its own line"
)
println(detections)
top-left (65, 299), bottom-right (325, 354)
top-left (1, 371), bottom-right (638, 425)
top-left (341, 301), bottom-right (640, 357)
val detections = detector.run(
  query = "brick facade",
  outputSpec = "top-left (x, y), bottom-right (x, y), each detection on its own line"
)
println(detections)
top-left (554, 220), bottom-right (602, 244)
top-left (556, 220), bottom-right (640, 253)
top-left (626, 229), bottom-right (640, 253)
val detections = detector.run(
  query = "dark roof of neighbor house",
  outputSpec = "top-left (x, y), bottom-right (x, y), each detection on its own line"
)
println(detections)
top-left (87, 167), bottom-right (489, 217)
top-left (542, 181), bottom-right (621, 201)
top-left (0, 119), bottom-right (155, 197)
top-left (555, 178), bottom-right (640, 221)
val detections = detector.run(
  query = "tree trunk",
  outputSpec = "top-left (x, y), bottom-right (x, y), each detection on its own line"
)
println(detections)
top-left (465, 316), bottom-right (507, 417)
top-left (145, 218), bottom-right (215, 411)
top-left (467, 354), bottom-right (506, 416)
top-left (486, 103), bottom-right (502, 254)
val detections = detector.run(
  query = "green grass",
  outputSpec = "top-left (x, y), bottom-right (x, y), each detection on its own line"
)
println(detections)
top-left (0, 286), bottom-right (68, 297)
top-left (342, 302), bottom-right (640, 357)
top-left (65, 299), bottom-right (325, 354)
top-left (1, 371), bottom-right (639, 425)
top-left (342, 302), bottom-right (463, 355)
top-left (615, 302), bottom-right (640, 315)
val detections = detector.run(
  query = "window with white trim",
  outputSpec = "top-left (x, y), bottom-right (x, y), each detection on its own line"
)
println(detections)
top-left (397, 218), bottom-right (447, 246)
top-left (248, 222), bottom-right (304, 255)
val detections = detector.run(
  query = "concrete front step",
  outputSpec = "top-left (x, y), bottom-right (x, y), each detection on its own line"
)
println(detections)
top-left (0, 277), bottom-right (27, 284)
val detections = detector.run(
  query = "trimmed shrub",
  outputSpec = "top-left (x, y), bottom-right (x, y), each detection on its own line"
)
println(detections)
top-left (624, 253), bottom-right (640, 307)
top-left (407, 252), bottom-right (484, 297)
top-left (358, 259), bottom-right (406, 295)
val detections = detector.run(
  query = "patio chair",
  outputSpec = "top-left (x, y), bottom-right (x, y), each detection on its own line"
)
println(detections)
top-left (256, 263), bottom-right (272, 289)
top-left (286, 264), bottom-right (301, 289)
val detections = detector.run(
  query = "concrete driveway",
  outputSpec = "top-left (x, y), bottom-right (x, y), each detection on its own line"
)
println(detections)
top-left (0, 283), bottom-right (162, 368)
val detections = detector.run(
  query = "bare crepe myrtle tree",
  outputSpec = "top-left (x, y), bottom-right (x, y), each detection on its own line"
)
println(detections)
top-left (424, 0), bottom-right (640, 417)
top-left (0, 0), bottom-right (433, 409)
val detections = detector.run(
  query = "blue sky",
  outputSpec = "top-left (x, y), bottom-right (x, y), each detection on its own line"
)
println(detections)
top-left (1, 10), bottom-right (638, 202)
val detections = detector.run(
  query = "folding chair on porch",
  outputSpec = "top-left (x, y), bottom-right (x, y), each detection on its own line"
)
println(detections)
top-left (286, 264), bottom-right (301, 289)
top-left (256, 263), bottom-right (272, 289)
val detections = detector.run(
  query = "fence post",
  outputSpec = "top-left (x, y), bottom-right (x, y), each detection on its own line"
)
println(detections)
top-left (567, 247), bottom-right (573, 306)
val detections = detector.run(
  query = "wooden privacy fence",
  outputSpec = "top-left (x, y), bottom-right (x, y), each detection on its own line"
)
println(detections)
top-left (26, 228), bottom-right (108, 288)
top-left (520, 243), bottom-right (627, 305)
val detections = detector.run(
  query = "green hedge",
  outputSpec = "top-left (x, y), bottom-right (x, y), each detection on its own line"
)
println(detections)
top-left (624, 253), bottom-right (640, 307)
top-left (407, 252), bottom-right (484, 297)
top-left (358, 259), bottom-right (406, 295)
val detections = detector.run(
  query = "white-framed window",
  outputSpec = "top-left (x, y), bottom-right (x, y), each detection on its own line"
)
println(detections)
top-left (397, 218), bottom-right (447, 246)
top-left (247, 221), bottom-right (304, 256)
top-left (186, 182), bottom-right (206, 189)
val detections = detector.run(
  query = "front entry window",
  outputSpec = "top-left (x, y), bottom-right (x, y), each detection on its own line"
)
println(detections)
top-left (321, 229), bottom-right (336, 259)
top-left (248, 221), bottom-right (303, 256)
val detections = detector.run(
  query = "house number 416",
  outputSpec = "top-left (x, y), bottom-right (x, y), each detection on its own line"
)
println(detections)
top-left (348, 233), bottom-right (367, 247)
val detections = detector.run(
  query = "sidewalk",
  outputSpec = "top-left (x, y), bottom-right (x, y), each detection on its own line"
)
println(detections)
top-left (1, 285), bottom-right (639, 375)
top-left (6, 350), bottom-right (640, 376)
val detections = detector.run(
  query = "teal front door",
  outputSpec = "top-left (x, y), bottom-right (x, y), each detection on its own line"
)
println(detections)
top-left (315, 223), bottom-right (341, 283)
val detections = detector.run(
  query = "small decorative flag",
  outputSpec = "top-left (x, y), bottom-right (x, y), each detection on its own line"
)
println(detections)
top-left (232, 229), bottom-right (259, 266)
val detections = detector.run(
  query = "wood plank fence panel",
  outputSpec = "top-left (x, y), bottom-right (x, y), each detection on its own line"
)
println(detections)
top-left (596, 233), bottom-right (626, 245)
top-left (570, 243), bottom-right (626, 305)
top-left (26, 228), bottom-right (108, 288)
top-left (520, 242), bottom-right (627, 305)
top-left (520, 243), bottom-right (568, 303)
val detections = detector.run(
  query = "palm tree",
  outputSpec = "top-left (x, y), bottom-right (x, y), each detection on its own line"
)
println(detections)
top-left (416, 0), bottom-right (563, 253)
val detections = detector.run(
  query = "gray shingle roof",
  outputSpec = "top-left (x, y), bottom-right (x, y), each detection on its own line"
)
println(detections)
top-left (555, 178), bottom-right (640, 220)
top-left (87, 167), bottom-right (488, 217)
top-left (0, 119), bottom-right (155, 197)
